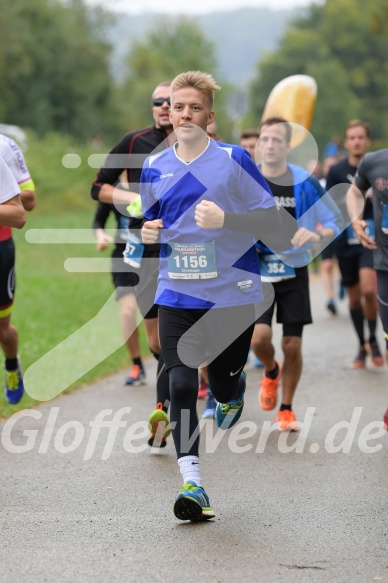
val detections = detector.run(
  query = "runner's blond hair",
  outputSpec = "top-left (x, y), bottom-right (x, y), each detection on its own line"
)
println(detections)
top-left (171, 71), bottom-right (220, 107)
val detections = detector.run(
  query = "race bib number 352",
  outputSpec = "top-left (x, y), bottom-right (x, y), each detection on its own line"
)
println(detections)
top-left (259, 253), bottom-right (296, 283)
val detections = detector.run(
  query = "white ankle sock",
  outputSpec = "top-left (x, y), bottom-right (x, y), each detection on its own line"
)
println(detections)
top-left (178, 455), bottom-right (202, 487)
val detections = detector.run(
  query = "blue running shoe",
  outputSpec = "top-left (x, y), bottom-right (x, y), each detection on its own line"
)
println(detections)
top-left (339, 283), bottom-right (345, 300)
top-left (124, 364), bottom-right (146, 386)
top-left (5, 360), bottom-right (24, 405)
top-left (215, 371), bottom-right (246, 430)
top-left (202, 390), bottom-right (217, 419)
top-left (173, 481), bottom-right (215, 521)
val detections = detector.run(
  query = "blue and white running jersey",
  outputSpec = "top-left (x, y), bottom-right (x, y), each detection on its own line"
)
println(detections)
top-left (140, 138), bottom-right (275, 309)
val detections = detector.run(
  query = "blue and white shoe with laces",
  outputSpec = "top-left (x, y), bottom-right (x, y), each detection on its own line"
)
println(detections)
top-left (4, 360), bottom-right (24, 405)
top-left (173, 481), bottom-right (215, 521)
top-left (215, 371), bottom-right (246, 430)
top-left (202, 390), bottom-right (217, 419)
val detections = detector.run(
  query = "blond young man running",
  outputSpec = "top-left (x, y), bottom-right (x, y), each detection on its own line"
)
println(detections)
top-left (141, 71), bottom-right (280, 521)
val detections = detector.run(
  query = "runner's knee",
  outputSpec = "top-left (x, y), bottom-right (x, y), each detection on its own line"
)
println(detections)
top-left (169, 366), bottom-right (198, 402)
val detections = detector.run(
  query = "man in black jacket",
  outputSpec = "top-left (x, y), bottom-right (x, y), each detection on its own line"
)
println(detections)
top-left (91, 82), bottom-right (174, 446)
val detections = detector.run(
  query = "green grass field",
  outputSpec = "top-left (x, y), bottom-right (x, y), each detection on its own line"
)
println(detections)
top-left (0, 133), bottom-right (149, 418)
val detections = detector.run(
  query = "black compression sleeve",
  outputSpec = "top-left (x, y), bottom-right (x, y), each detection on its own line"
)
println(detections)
top-left (223, 205), bottom-right (298, 252)
top-left (223, 205), bottom-right (282, 237)
top-left (92, 201), bottom-right (111, 230)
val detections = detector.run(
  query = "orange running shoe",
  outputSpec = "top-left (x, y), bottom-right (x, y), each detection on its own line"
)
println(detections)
top-left (274, 410), bottom-right (299, 432)
top-left (198, 374), bottom-right (209, 399)
top-left (351, 346), bottom-right (367, 369)
top-left (259, 361), bottom-right (281, 410)
top-left (366, 340), bottom-right (385, 368)
top-left (124, 364), bottom-right (146, 386)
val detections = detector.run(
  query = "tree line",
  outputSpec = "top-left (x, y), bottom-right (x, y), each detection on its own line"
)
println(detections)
top-left (1, 0), bottom-right (387, 150)
top-left (0, 0), bottom-right (227, 144)
top-left (244, 0), bottom-right (388, 151)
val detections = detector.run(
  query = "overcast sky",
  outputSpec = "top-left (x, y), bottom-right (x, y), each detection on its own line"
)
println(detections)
top-left (86, 0), bottom-right (314, 15)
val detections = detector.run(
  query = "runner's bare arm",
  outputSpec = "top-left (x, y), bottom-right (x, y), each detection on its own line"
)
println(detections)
top-left (346, 183), bottom-right (377, 250)
top-left (291, 226), bottom-right (334, 248)
top-left (98, 183), bottom-right (141, 206)
top-left (0, 195), bottom-right (26, 228)
top-left (20, 188), bottom-right (36, 211)
top-left (195, 200), bottom-right (282, 235)
top-left (141, 219), bottom-right (164, 244)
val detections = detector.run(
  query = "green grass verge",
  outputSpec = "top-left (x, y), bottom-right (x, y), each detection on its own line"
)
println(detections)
top-left (0, 133), bottom-right (149, 418)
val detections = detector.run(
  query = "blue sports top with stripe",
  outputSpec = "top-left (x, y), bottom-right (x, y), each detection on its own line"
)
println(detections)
top-left (140, 138), bottom-right (276, 309)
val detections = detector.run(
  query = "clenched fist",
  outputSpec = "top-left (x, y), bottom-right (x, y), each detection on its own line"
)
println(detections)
top-left (195, 200), bottom-right (224, 229)
top-left (142, 219), bottom-right (164, 244)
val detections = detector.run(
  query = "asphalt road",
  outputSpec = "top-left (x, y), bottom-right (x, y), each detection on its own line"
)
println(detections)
top-left (1, 278), bottom-right (387, 583)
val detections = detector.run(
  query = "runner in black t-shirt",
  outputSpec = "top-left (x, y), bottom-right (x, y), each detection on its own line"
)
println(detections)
top-left (326, 120), bottom-right (384, 369)
top-left (92, 200), bottom-right (144, 386)
top-left (252, 117), bottom-right (342, 432)
top-left (91, 82), bottom-right (175, 447)
top-left (347, 148), bottom-right (388, 427)
top-left (319, 154), bottom-right (342, 316)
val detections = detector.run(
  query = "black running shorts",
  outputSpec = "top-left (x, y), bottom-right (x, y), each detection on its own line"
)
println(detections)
top-left (111, 245), bottom-right (159, 319)
top-left (337, 247), bottom-right (374, 288)
top-left (320, 241), bottom-right (336, 261)
top-left (158, 304), bottom-right (255, 373)
top-left (255, 266), bottom-right (312, 331)
top-left (0, 238), bottom-right (15, 317)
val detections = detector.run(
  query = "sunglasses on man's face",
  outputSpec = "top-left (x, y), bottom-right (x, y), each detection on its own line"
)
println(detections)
top-left (152, 97), bottom-right (171, 107)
